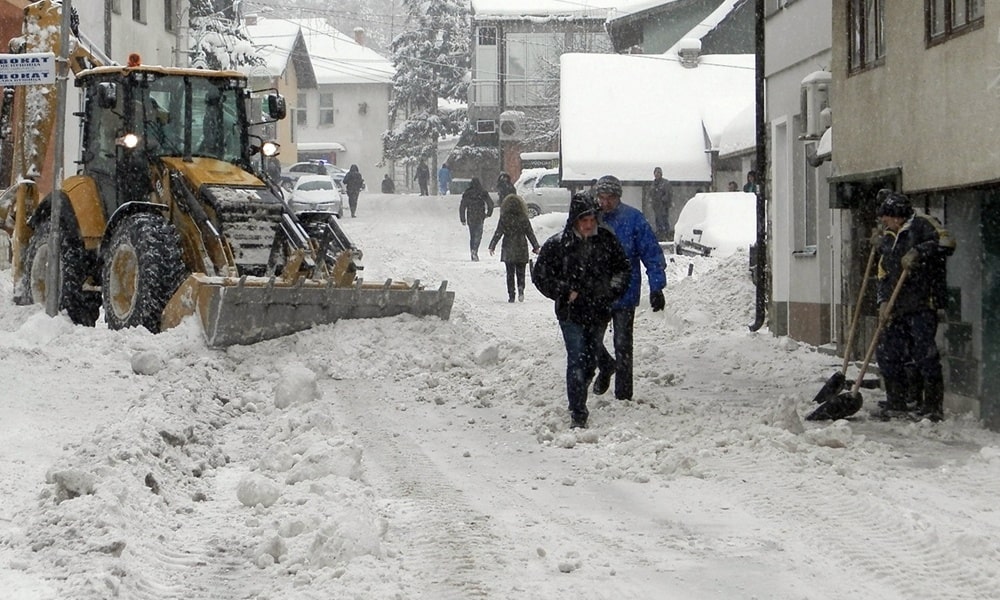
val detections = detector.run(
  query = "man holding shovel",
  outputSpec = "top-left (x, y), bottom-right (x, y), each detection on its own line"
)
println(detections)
top-left (874, 192), bottom-right (956, 421)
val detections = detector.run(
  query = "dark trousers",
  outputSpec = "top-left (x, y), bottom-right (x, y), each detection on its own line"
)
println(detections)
top-left (559, 319), bottom-right (610, 422)
top-left (468, 221), bottom-right (484, 254)
top-left (347, 191), bottom-right (359, 216)
top-left (877, 309), bottom-right (943, 403)
top-left (418, 180), bottom-right (429, 195)
top-left (504, 262), bottom-right (526, 298)
top-left (597, 306), bottom-right (635, 400)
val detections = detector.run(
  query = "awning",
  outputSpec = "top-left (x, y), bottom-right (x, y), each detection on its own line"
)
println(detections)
top-left (816, 127), bottom-right (832, 159)
top-left (298, 141), bottom-right (347, 152)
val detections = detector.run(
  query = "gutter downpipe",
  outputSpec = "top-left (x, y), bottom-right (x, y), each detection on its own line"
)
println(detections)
top-left (749, 0), bottom-right (768, 332)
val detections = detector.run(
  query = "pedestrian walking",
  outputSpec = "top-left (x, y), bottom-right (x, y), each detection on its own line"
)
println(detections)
top-left (459, 177), bottom-right (494, 261)
top-left (873, 191), bottom-right (956, 421)
top-left (650, 167), bottom-right (673, 241)
top-left (415, 160), bottom-right (430, 196)
top-left (342, 164), bottom-right (365, 218)
top-left (592, 175), bottom-right (667, 402)
top-left (488, 193), bottom-right (540, 303)
top-left (438, 163), bottom-right (452, 195)
top-left (497, 172), bottom-right (516, 201)
top-left (532, 193), bottom-right (631, 429)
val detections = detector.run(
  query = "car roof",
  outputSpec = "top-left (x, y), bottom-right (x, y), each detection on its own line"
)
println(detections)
top-left (295, 174), bottom-right (335, 186)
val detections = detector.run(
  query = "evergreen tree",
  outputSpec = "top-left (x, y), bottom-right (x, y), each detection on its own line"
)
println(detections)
top-left (381, 0), bottom-right (469, 167)
top-left (189, 0), bottom-right (263, 70)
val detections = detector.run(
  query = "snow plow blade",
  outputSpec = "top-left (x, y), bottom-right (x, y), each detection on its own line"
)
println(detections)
top-left (162, 273), bottom-right (455, 347)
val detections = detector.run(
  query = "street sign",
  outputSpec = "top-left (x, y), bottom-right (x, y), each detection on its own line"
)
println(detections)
top-left (0, 52), bottom-right (56, 85)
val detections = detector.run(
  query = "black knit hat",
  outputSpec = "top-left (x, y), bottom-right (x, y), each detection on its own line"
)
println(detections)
top-left (567, 193), bottom-right (598, 224)
top-left (876, 191), bottom-right (913, 218)
top-left (595, 175), bottom-right (622, 198)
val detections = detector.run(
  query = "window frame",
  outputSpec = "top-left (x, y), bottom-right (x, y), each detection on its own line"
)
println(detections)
top-left (319, 93), bottom-right (335, 126)
top-left (164, 0), bottom-right (176, 33)
top-left (926, 0), bottom-right (984, 47)
top-left (847, 0), bottom-right (885, 75)
top-left (132, 0), bottom-right (146, 24)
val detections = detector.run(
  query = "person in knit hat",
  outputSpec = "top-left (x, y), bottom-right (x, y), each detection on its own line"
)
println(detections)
top-left (532, 193), bottom-right (631, 429)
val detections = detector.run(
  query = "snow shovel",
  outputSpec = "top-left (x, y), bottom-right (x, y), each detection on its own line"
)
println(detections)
top-left (812, 243), bottom-right (879, 404)
top-left (806, 267), bottom-right (909, 421)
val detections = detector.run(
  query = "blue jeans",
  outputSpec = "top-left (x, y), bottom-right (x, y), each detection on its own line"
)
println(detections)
top-left (597, 307), bottom-right (635, 400)
top-left (559, 319), bottom-right (610, 421)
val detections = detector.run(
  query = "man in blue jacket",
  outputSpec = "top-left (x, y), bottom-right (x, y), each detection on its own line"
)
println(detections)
top-left (592, 175), bottom-right (667, 401)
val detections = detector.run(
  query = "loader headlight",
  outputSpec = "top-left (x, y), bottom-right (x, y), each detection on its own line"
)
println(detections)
top-left (119, 133), bottom-right (140, 149)
top-left (261, 141), bottom-right (279, 157)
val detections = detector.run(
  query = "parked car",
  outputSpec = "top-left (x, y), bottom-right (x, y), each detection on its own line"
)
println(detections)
top-left (280, 160), bottom-right (347, 191)
top-left (287, 174), bottom-right (344, 218)
top-left (513, 168), bottom-right (571, 218)
top-left (673, 192), bottom-right (756, 257)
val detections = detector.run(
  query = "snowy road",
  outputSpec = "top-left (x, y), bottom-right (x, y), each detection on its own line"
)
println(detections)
top-left (2, 193), bottom-right (1000, 599)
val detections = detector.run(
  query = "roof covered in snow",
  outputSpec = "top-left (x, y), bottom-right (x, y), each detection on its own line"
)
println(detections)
top-left (560, 52), bottom-right (755, 183)
top-left (470, 0), bottom-right (642, 20)
top-left (294, 19), bottom-right (394, 85)
top-left (244, 19), bottom-right (302, 78)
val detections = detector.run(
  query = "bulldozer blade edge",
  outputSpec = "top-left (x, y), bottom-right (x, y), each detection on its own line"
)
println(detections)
top-left (162, 274), bottom-right (456, 347)
top-left (811, 371), bottom-right (847, 404)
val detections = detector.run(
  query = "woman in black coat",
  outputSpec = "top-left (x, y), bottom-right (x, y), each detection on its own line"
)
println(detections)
top-left (488, 194), bottom-right (540, 302)
top-left (342, 164), bottom-right (365, 217)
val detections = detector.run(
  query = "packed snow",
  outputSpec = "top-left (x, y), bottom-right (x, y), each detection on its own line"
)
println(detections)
top-left (2, 193), bottom-right (1000, 599)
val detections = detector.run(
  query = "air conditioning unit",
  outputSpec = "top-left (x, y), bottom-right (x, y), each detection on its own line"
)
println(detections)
top-left (498, 110), bottom-right (525, 141)
top-left (800, 70), bottom-right (832, 139)
top-left (476, 119), bottom-right (496, 135)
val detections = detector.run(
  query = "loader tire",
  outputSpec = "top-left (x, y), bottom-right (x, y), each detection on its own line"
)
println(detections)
top-left (102, 212), bottom-right (186, 334)
top-left (17, 218), bottom-right (101, 326)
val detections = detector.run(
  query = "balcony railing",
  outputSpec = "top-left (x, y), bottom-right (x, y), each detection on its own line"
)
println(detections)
top-left (470, 78), bottom-right (557, 108)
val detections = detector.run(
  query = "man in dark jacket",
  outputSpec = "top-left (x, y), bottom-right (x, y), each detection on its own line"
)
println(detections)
top-left (593, 175), bottom-right (667, 402)
top-left (342, 164), bottom-right (365, 218)
top-left (414, 160), bottom-right (430, 196)
top-left (459, 177), bottom-right (494, 261)
top-left (874, 191), bottom-right (956, 421)
top-left (650, 167), bottom-right (673, 241)
top-left (533, 194), bottom-right (631, 429)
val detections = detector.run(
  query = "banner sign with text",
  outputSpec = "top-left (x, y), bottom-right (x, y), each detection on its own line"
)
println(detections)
top-left (0, 53), bottom-right (56, 85)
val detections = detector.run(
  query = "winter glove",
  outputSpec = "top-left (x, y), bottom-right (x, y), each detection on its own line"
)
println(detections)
top-left (650, 290), bottom-right (665, 312)
top-left (901, 248), bottom-right (919, 270)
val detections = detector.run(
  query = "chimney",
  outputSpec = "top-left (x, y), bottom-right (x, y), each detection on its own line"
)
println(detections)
top-left (245, 14), bottom-right (258, 27)
top-left (677, 38), bottom-right (702, 68)
top-left (353, 27), bottom-right (365, 47)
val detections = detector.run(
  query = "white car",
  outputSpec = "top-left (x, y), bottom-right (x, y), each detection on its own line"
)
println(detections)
top-left (280, 161), bottom-right (347, 191)
top-left (514, 168), bottom-right (571, 218)
top-left (288, 174), bottom-right (344, 218)
top-left (673, 192), bottom-right (757, 257)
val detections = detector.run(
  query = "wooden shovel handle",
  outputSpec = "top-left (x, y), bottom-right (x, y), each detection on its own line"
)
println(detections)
top-left (850, 267), bottom-right (909, 394)
top-left (841, 243), bottom-right (879, 373)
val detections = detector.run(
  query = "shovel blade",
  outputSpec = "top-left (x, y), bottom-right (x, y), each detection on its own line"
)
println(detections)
top-left (812, 371), bottom-right (847, 404)
top-left (806, 390), bottom-right (864, 421)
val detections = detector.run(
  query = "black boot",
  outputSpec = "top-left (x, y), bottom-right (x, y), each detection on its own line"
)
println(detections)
top-left (917, 378), bottom-right (944, 422)
top-left (904, 365), bottom-right (923, 411)
top-left (875, 378), bottom-right (910, 418)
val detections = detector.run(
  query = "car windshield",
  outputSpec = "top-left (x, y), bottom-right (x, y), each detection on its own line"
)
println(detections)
top-left (298, 180), bottom-right (333, 192)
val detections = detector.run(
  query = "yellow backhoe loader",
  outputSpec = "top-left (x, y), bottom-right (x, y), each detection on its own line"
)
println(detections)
top-left (0, 1), bottom-right (454, 346)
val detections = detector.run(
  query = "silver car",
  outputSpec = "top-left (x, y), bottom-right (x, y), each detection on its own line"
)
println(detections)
top-left (514, 168), bottom-right (571, 218)
top-left (288, 174), bottom-right (344, 218)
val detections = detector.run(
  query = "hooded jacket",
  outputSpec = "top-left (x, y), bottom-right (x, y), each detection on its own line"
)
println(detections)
top-left (459, 178), bottom-right (494, 225)
top-left (488, 194), bottom-right (539, 264)
top-left (533, 196), bottom-right (630, 325)
top-left (343, 165), bottom-right (364, 194)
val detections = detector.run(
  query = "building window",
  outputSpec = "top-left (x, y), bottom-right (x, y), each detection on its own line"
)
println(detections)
top-left (848, 0), bottom-right (884, 74)
top-left (132, 0), bottom-right (146, 24)
top-left (800, 143), bottom-right (818, 250)
top-left (319, 93), bottom-right (334, 126)
top-left (165, 0), bottom-right (176, 32)
top-left (110, 0), bottom-right (121, 15)
top-left (295, 94), bottom-right (307, 128)
top-left (927, 0), bottom-right (984, 45)
top-left (505, 32), bottom-right (559, 106)
top-left (473, 27), bottom-right (499, 107)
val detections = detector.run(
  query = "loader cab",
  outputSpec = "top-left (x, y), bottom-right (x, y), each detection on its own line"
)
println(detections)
top-left (79, 68), bottom-right (255, 217)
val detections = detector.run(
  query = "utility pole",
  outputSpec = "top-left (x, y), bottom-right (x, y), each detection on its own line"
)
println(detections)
top-left (45, 0), bottom-right (72, 317)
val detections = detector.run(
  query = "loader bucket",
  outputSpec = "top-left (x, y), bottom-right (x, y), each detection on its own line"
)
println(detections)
top-left (162, 273), bottom-right (456, 347)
